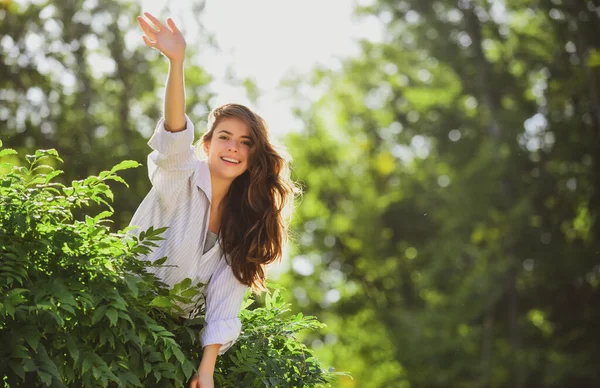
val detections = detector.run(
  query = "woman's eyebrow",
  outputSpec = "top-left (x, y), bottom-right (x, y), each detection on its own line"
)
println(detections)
top-left (216, 129), bottom-right (252, 139)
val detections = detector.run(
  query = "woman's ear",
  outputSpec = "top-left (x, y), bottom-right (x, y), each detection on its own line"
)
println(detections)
top-left (203, 140), bottom-right (210, 156)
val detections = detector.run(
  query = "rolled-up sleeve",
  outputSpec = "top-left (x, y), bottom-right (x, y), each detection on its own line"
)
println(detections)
top-left (146, 115), bottom-right (198, 209)
top-left (201, 256), bottom-right (248, 355)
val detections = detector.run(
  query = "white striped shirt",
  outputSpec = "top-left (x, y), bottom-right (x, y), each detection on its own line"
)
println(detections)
top-left (128, 115), bottom-right (248, 355)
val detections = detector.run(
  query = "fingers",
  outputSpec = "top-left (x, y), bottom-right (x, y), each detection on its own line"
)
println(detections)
top-left (143, 12), bottom-right (167, 31)
top-left (166, 18), bottom-right (180, 34)
top-left (136, 16), bottom-right (158, 40)
top-left (189, 373), bottom-right (198, 388)
top-left (142, 35), bottom-right (155, 48)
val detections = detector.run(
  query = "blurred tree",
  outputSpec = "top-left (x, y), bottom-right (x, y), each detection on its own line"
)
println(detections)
top-left (0, 0), bottom-right (213, 228)
top-left (282, 0), bottom-right (600, 387)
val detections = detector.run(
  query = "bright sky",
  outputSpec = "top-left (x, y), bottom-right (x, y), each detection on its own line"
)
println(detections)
top-left (138, 0), bottom-right (383, 138)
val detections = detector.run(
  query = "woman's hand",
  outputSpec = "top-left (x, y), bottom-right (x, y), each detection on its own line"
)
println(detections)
top-left (189, 370), bottom-right (214, 388)
top-left (137, 12), bottom-right (186, 63)
top-left (190, 345), bottom-right (219, 388)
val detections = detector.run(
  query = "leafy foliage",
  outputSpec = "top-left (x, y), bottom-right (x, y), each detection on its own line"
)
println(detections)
top-left (0, 145), bottom-right (336, 387)
top-left (215, 290), bottom-right (340, 388)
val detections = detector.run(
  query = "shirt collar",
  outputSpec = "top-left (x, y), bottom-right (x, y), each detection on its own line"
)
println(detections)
top-left (195, 159), bottom-right (212, 203)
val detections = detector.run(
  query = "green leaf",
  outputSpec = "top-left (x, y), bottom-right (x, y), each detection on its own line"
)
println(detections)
top-left (92, 305), bottom-right (108, 325)
top-left (124, 275), bottom-right (139, 298)
top-left (104, 175), bottom-right (129, 187)
top-left (37, 370), bottom-right (52, 385)
top-left (23, 326), bottom-right (40, 351)
top-left (121, 370), bottom-right (142, 387)
top-left (151, 256), bottom-right (168, 266)
top-left (94, 210), bottom-right (113, 221)
top-left (35, 148), bottom-right (63, 162)
top-left (106, 308), bottom-right (118, 326)
top-left (22, 358), bottom-right (36, 372)
top-left (0, 148), bottom-right (17, 157)
top-left (10, 360), bottom-right (25, 380)
top-left (82, 357), bottom-right (92, 375)
top-left (172, 346), bottom-right (186, 364)
top-left (179, 278), bottom-right (192, 289)
top-left (110, 160), bottom-right (141, 173)
top-left (66, 337), bottom-right (80, 362)
top-left (180, 288), bottom-right (199, 298)
top-left (150, 296), bottom-right (172, 308)
top-left (44, 169), bottom-right (63, 184)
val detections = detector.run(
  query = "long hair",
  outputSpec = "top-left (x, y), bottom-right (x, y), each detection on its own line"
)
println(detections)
top-left (199, 104), bottom-right (298, 291)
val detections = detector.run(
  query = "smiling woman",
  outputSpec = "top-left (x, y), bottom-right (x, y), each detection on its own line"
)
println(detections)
top-left (202, 111), bottom-right (253, 182)
top-left (129, 13), bottom-right (299, 388)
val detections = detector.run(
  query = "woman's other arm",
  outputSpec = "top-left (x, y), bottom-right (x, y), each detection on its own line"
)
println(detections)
top-left (189, 344), bottom-right (220, 388)
top-left (193, 260), bottom-right (248, 387)
top-left (137, 12), bottom-right (187, 132)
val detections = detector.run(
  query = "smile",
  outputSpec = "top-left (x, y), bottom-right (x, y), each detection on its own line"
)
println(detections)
top-left (221, 156), bottom-right (241, 164)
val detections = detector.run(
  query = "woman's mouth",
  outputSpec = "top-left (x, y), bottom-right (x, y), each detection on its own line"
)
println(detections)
top-left (221, 156), bottom-right (241, 166)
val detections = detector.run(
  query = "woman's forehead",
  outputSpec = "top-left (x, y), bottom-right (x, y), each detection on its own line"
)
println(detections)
top-left (215, 117), bottom-right (251, 137)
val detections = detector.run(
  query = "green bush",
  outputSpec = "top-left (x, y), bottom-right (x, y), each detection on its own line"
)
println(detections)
top-left (0, 142), bottom-right (339, 387)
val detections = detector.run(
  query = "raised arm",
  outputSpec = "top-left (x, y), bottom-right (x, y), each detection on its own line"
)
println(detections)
top-left (136, 13), bottom-right (196, 210)
top-left (137, 12), bottom-right (187, 131)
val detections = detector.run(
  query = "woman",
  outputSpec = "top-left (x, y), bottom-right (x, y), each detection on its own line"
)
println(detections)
top-left (130, 12), bottom-right (297, 388)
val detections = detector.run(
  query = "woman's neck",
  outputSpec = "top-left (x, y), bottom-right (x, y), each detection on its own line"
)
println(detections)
top-left (210, 175), bottom-right (232, 206)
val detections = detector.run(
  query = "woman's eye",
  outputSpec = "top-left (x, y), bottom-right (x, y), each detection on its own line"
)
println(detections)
top-left (243, 141), bottom-right (253, 147)
top-left (218, 135), bottom-right (228, 140)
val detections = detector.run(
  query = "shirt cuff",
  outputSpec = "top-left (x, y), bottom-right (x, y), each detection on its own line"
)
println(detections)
top-left (148, 115), bottom-right (195, 155)
top-left (201, 318), bottom-right (242, 355)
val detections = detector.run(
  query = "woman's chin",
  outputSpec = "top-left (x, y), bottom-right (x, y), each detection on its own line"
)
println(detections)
top-left (213, 167), bottom-right (245, 181)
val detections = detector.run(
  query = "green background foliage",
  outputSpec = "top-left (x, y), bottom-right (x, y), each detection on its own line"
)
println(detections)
top-left (279, 1), bottom-right (600, 387)
top-left (2, 0), bottom-right (600, 386)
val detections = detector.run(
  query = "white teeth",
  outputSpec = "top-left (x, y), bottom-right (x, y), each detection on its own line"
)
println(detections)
top-left (221, 157), bottom-right (240, 164)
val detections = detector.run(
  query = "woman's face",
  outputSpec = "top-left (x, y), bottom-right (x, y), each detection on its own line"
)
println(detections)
top-left (204, 117), bottom-right (253, 180)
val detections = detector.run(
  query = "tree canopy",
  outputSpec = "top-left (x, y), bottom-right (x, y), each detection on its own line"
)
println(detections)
top-left (281, 0), bottom-right (600, 386)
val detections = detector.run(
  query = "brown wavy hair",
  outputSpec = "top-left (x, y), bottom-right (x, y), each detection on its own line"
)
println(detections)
top-left (199, 104), bottom-right (298, 291)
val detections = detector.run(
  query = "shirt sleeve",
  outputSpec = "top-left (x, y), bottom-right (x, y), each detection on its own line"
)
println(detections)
top-left (146, 115), bottom-right (198, 210)
top-left (201, 256), bottom-right (248, 355)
